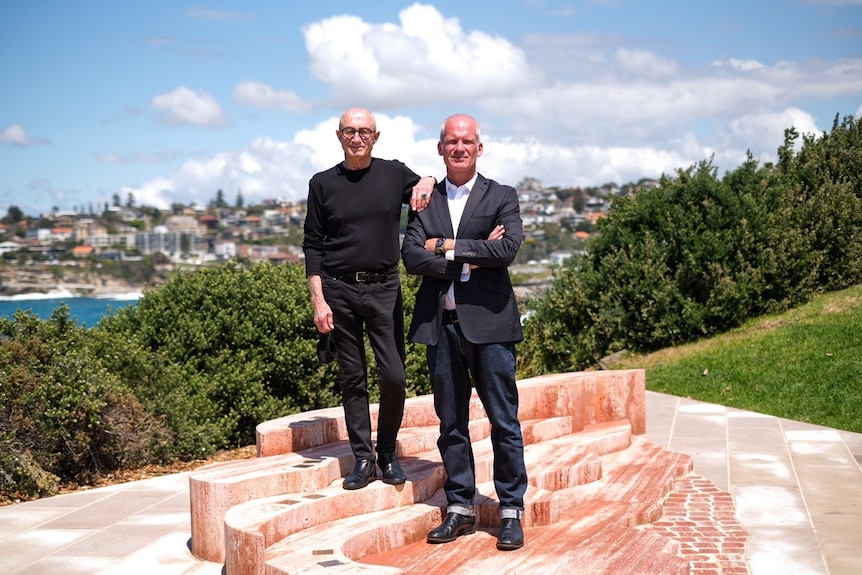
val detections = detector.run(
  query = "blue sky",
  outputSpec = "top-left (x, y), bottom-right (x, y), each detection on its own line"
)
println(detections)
top-left (2, 0), bottom-right (860, 217)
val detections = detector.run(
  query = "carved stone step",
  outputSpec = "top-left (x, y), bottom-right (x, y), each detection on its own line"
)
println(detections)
top-left (222, 420), bottom-right (632, 574)
top-left (258, 436), bottom-right (692, 575)
top-left (190, 371), bottom-right (647, 564)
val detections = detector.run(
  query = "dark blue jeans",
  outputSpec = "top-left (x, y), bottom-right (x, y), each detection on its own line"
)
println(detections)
top-left (323, 273), bottom-right (406, 459)
top-left (428, 322), bottom-right (527, 511)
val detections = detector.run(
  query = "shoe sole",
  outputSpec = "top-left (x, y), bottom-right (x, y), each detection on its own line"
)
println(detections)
top-left (496, 540), bottom-right (524, 551)
top-left (381, 477), bottom-right (406, 485)
top-left (426, 526), bottom-right (477, 544)
top-left (342, 477), bottom-right (376, 490)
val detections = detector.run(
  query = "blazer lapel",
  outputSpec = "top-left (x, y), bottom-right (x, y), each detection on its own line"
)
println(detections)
top-left (431, 181), bottom-right (454, 237)
top-left (456, 174), bottom-right (488, 238)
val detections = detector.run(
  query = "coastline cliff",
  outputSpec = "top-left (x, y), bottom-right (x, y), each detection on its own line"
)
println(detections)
top-left (0, 264), bottom-right (143, 298)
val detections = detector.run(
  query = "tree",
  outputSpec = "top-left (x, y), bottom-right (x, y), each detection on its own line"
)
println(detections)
top-left (214, 189), bottom-right (228, 208)
top-left (4, 205), bottom-right (24, 224)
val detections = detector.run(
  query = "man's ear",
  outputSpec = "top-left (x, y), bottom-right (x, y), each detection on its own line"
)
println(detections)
top-left (437, 141), bottom-right (444, 156)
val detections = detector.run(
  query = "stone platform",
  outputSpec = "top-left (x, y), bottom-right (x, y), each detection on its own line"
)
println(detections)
top-left (188, 370), bottom-right (749, 574)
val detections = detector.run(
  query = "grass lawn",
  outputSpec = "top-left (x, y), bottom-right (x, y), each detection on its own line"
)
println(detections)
top-left (612, 283), bottom-right (862, 433)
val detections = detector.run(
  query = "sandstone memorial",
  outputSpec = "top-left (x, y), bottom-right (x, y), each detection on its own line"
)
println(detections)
top-left (188, 370), bottom-right (748, 574)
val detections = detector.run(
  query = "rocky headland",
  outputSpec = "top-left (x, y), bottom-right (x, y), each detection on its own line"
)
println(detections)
top-left (0, 264), bottom-right (142, 298)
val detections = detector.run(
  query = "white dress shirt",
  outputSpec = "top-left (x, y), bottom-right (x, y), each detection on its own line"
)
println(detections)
top-left (443, 175), bottom-right (477, 310)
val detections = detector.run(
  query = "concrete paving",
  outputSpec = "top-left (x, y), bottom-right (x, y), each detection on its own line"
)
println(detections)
top-left (1, 391), bottom-right (860, 574)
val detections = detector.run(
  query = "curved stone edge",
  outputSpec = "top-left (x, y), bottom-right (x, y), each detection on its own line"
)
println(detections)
top-left (189, 370), bottom-right (646, 565)
top-left (260, 436), bottom-right (696, 574)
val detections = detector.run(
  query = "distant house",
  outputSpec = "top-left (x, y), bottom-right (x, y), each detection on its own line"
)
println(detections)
top-left (72, 245), bottom-right (95, 258)
top-left (214, 240), bottom-right (237, 259)
top-left (98, 250), bottom-right (123, 262)
top-left (165, 215), bottom-right (204, 235)
top-left (0, 240), bottom-right (21, 255)
top-left (26, 228), bottom-right (53, 243)
top-left (52, 227), bottom-right (74, 241)
top-left (199, 214), bottom-right (219, 229)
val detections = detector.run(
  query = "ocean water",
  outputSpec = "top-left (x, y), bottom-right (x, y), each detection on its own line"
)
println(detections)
top-left (0, 289), bottom-right (141, 328)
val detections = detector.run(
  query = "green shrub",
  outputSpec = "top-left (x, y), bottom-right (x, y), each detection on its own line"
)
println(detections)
top-left (0, 432), bottom-right (59, 500)
top-left (519, 114), bottom-right (862, 376)
top-left (96, 262), bottom-right (321, 457)
top-left (95, 260), bottom-right (430, 459)
top-left (0, 306), bottom-right (171, 497)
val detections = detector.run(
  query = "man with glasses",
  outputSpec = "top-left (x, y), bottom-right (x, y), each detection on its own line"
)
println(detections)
top-left (303, 107), bottom-right (434, 490)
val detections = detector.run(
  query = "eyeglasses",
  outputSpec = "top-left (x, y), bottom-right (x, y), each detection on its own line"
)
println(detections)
top-left (340, 127), bottom-right (375, 140)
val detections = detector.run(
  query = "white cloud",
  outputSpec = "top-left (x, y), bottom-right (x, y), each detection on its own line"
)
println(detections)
top-left (713, 58), bottom-right (765, 72)
top-left (151, 87), bottom-right (228, 128)
top-left (473, 137), bottom-right (692, 191)
top-left (1, 124), bottom-right (48, 147)
top-left (232, 81), bottom-right (310, 112)
top-left (615, 48), bottom-right (679, 77)
top-left (123, 137), bottom-right (317, 210)
top-left (302, 3), bottom-right (536, 106)
top-left (102, 5), bottom-right (862, 212)
top-left (124, 113), bottom-right (443, 210)
top-left (724, 108), bottom-right (821, 154)
top-left (119, 111), bottom-right (700, 211)
top-left (293, 3), bottom-right (856, 157)
top-left (1, 124), bottom-right (32, 146)
top-left (95, 149), bottom-right (183, 165)
top-left (791, 58), bottom-right (862, 99)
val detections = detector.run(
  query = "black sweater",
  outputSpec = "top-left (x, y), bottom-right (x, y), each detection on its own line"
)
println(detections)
top-left (303, 158), bottom-right (421, 275)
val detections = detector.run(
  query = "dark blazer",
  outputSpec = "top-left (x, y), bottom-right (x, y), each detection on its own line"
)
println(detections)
top-left (402, 173), bottom-right (524, 346)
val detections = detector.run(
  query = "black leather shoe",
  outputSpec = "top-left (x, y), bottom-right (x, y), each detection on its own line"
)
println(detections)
top-left (342, 457), bottom-right (376, 490)
top-left (427, 512), bottom-right (477, 543)
top-left (496, 518), bottom-right (524, 550)
top-left (377, 452), bottom-right (406, 485)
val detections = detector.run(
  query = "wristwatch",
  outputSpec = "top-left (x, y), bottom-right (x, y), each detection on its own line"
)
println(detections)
top-left (435, 238), bottom-right (445, 255)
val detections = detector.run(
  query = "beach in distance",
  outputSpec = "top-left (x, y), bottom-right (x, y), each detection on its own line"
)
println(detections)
top-left (0, 288), bottom-right (142, 327)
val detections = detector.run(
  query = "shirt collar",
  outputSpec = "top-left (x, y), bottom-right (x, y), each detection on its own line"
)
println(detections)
top-left (445, 174), bottom-right (478, 197)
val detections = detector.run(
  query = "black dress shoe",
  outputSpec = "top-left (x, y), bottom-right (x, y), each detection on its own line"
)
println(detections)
top-left (496, 517), bottom-right (524, 550)
top-left (377, 452), bottom-right (406, 485)
top-left (427, 512), bottom-right (477, 543)
top-left (342, 457), bottom-right (376, 490)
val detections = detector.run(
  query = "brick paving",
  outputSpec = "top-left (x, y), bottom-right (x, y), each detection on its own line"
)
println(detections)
top-left (649, 473), bottom-right (751, 575)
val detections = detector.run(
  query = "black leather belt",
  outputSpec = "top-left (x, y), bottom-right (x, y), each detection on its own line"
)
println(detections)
top-left (322, 266), bottom-right (397, 284)
top-left (443, 309), bottom-right (459, 324)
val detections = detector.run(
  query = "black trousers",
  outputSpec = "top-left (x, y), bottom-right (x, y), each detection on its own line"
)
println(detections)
top-left (322, 272), bottom-right (406, 459)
